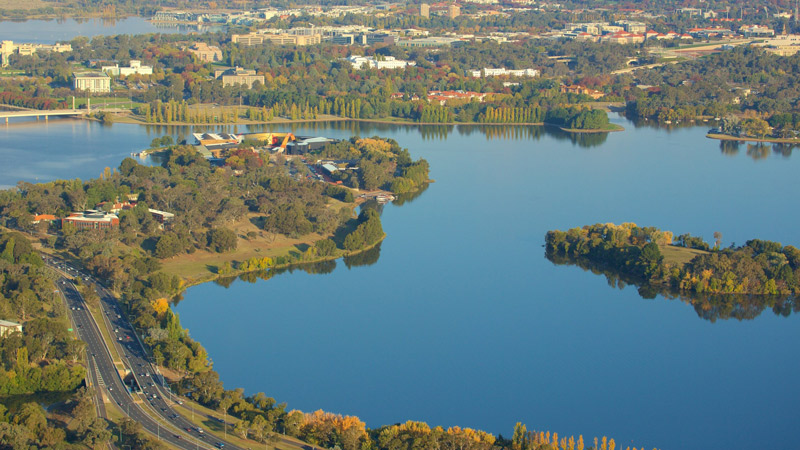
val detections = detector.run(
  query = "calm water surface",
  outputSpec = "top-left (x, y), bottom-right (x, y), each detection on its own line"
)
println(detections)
top-left (1, 117), bottom-right (798, 450)
top-left (0, 17), bottom-right (221, 44)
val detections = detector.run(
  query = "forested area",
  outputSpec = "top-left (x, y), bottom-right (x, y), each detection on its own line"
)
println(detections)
top-left (0, 232), bottom-right (86, 395)
top-left (546, 223), bottom-right (800, 302)
top-left (625, 46), bottom-right (800, 128)
top-left (0, 231), bottom-right (102, 448)
top-left (317, 136), bottom-right (430, 192)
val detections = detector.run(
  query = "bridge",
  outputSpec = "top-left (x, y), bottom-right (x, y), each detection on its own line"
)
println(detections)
top-left (0, 108), bottom-right (86, 123)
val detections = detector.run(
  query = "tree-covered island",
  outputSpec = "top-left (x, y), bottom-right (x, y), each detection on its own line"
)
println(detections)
top-left (546, 223), bottom-right (800, 321)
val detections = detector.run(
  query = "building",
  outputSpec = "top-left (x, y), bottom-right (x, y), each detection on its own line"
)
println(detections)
top-left (0, 319), bottom-right (22, 337)
top-left (0, 40), bottom-right (13, 67)
top-left (188, 42), bottom-right (223, 62)
top-left (102, 60), bottom-right (153, 76)
top-left (216, 67), bottom-right (265, 88)
top-left (346, 55), bottom-right (415, 69)
top-left (420, 3), bottom-right (430, 18)
top-left (232, 32), bottom-right (322, 46)
top-left (149, 209), bottom-right (175, 224)
top-left (740, 25), bottom-right (775, 37)
top-left (427, 90), bottom-right (488, 105)
top-left (32, 214), bottom-right (57, 224)
top-left (754, 34), bottom-right (800, 55)
top-left (448, 4), bottom-right (461, 18)
top-left (285, 136), bottom-right (335, 155)
top-left (62, 210), bottom-right (119, 230)
top-left (601, 31), bottom-right (645, 44)
top-left (469, 67), bottom-right (539, 77)
top-left (618, 21), bottom-right (647, 34)
top-left (397, 37), bottom-right (462, 47)
top-left (1, 40), bottom-right (72, 67)
top-left (560, 84), bottom-right (605, 99)
top-left (73, 72), bottom-right (111, 93)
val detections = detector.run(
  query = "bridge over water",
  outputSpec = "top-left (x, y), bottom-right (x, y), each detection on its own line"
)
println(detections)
top-left (0, 108), bottom-right (86, 123)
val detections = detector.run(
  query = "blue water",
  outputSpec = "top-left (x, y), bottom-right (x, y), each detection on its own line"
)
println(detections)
top-left (0, 17), bottom-right (222, 44)
top-left (1, 117), bottom-right (798, 450)
top-left (171, 120), bottom-right (800, 450)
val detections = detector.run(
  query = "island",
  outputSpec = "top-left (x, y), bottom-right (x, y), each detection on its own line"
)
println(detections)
top-left (546, 223), bottom-right (800, 321)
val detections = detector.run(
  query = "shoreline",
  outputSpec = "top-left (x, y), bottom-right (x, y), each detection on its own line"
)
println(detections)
top-left (175, 233), bottom-right (386, 293)
top-left (109, 112), bottom-right (622, 133)
top-left (706, 132), bottom-right (800, 144)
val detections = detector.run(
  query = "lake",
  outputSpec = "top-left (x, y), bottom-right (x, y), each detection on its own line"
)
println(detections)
top-left (2, 117), bottom-right (798, 450)
top-left (0, 16), bottom-right (223, 44)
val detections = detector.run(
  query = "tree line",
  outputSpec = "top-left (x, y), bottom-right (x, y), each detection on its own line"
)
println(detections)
top-left (546, 222), bottom-right (800, 299)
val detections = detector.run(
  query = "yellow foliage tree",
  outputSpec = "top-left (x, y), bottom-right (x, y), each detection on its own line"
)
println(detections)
top-left (151, 298), bottom-right (169, 318)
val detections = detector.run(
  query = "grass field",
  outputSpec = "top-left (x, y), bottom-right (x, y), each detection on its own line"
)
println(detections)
top-left (0, 0), bottom-right (54, 10)
top-left (160, 205), bottom-right (352, 281)
top-left (659, 244), bottom-right (709, 266)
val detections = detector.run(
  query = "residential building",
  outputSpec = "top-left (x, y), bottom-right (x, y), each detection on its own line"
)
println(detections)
top-left (448, 4), bottom-right (461, 18)
top-left (73, 72), bottom-right (111, 93)
top-left (0, 320), bottom-right (22, 337)
top-left (420, 3), bottom-right (430, 18)
top-left (62, 210), bottom-right (119, 229)
top-left (188, 42), bottom-right (223, 62)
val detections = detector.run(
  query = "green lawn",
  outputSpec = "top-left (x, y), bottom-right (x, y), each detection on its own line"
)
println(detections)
top-left (659, 245), bottom-right (709, 266)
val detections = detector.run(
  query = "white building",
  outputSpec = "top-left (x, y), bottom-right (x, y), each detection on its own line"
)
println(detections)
top-left (0, 319), bottom-right (22, 337)
top-left (73, 72), bottom-right (111, 93)
top-left (469, 67), bottom-right (539, 78)
top-left (102, 60), bottom-right (153, 76)
top-left (346, 55), bottom-right (415, 69)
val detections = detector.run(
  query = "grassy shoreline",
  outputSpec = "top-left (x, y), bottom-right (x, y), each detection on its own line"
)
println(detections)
top-left (172, 234), bottom-right (386, 293)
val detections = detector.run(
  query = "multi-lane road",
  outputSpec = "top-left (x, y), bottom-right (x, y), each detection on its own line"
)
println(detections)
top-left (52, 258), bottom-right (241, 450)
top-left (51, 256), bottom-right (324, 450)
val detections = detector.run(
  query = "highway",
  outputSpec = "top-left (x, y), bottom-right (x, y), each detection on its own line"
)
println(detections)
top-left (52, 258), bottom-right (241, 450)
top-left (51, 256), bottom-right (324, 450)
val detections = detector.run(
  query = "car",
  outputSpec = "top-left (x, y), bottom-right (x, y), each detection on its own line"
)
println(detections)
top-left (215, 443), bottom-right (225, 449)
top-left (185, 427), bottom-right (192, 432)
top-left (175, 435), bottom-right (182, 440)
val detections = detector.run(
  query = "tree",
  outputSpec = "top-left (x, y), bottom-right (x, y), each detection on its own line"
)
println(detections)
top-left (713, 231), bottom-right (723, 250)
top-left (207, 228), bottom-right (237, 253)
